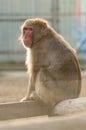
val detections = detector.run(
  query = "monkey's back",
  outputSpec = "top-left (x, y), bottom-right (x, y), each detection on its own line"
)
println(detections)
top-left (45, 34), bottom-right (81, 101)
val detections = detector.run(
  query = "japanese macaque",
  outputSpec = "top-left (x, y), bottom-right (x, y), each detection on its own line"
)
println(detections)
top-left (19, 18), bottom-right (83, 115)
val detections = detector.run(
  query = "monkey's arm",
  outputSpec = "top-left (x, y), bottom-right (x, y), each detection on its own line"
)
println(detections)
top-left (20, 73), bottom-right (36, 102)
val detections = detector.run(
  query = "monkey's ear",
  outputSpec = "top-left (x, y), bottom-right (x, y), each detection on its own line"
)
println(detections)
top-left (41, 22), bottom-right (47, 32)
top-left (43, 21), bottom-right (47, 27)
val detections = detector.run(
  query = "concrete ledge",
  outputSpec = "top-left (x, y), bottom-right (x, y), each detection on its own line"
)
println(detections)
top-left (0, 101), bottom-right (50, 120)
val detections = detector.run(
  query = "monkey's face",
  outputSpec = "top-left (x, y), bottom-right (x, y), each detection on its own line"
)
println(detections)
top-left (19, 18), bottom-right (48, 48)
top-left (19, 24), bottom-right (34, 48)
top-left (22, 26), bottom-right (33, 48)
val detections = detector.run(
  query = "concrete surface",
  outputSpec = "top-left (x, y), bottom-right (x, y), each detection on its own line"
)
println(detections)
top-left (0, 113), bottom-right (86, 130)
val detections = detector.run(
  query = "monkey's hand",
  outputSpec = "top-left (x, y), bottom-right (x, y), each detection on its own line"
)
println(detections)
top-left (20, 96), bottom-right (30, 102)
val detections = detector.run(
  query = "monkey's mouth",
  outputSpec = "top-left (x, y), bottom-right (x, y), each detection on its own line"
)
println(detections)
top-left (23, 37), bottom-right (32, 48)
top-left (23, 35), bottom-right (30, 44)
top-left (23, 39), bottom-right (29, 44)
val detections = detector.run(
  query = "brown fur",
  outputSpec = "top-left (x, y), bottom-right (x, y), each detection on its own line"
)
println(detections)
top-left (19, 18), bottom-right (81, 106)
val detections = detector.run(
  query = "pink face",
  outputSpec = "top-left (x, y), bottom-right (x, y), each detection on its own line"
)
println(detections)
top-left (22, 26), bottom-right (33, 47)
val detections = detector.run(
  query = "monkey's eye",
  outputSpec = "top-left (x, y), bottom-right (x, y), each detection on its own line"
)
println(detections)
top-left (28, 27), bottom-right (33, 31)
top-left (23, 26), bottom-right (33, 31)
top-left (24, 27), bottom-right (28, 30)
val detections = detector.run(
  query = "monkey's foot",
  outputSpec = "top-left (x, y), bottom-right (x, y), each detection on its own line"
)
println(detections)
top-left (30, 91), bottom-right (40, 101)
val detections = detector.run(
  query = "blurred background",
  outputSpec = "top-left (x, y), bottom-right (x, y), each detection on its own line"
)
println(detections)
top-left (0, 0), bottom-right (86, 71)
top-left (0, 0), bottom-right (86, 103)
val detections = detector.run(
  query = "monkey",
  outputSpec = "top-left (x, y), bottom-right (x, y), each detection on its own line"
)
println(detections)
top-left (19, 18), bottom-right (82, 115)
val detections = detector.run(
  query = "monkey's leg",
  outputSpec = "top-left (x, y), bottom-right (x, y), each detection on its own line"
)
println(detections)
top-left (35, 69), bottom-right (59, 106)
